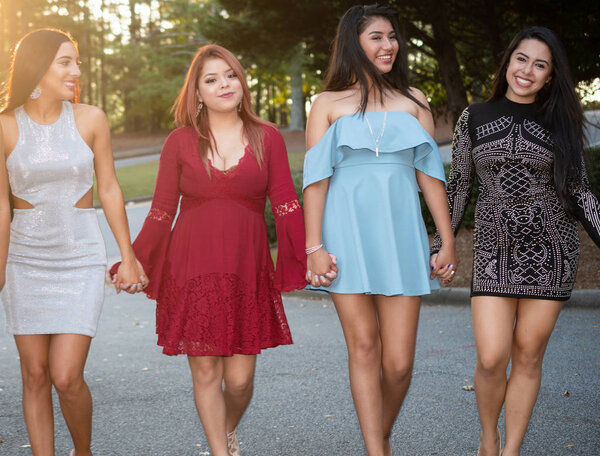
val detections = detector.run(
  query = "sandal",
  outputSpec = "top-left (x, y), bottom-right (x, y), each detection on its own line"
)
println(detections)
top-left (227, 427), bottom-right (241, 456)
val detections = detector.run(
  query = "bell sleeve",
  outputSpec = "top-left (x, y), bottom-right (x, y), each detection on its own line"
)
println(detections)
top-left (110, 130), bottom-right (182, 299)
top-left (569, 155), bottom-right (600, 248)
top-left (265, 126), bottom-right (307, 292)
top-left (431, 107), bottom-right (475, 254)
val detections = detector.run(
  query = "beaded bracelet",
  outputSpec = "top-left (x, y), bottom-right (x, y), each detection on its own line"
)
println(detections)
top-left (305, 244), bottom-right (323, 255)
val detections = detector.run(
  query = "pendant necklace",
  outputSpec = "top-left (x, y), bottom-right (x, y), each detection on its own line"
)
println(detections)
top-left (364, 111), bottom-right (387, 157)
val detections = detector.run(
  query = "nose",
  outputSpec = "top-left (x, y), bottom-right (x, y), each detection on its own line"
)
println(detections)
top-left (220, 75), bottom-right (230, 87)
top-left (72, 64), bottom-right (81, 79)
top-left (382, 37), bottom-right (393, 49)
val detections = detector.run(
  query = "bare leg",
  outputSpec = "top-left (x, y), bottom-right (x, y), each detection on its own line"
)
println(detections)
top-left (502, 299), bottom-right (562, 456)
top-left (471, 296), bottom-right (517, 456)
top-left (187, 356), bottom-right (229, 456)
top-left (375, 295), bottom-right (421, 456)
top-left (223, 354), bottom-right (256, 433)
top-left (331, 293), bottom-right (384, 456)
top-left (14, 335), bottom-right (54, 456)
top-left (48, 334), bottom-right (93, 456)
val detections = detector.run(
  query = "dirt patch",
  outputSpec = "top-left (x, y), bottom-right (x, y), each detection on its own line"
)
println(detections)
top-left (281, 129), bottom-right (306, 154)
top-left (111, 130), bottom-right (169, 153)
top-left (434, 226), bottom-right (599, 290)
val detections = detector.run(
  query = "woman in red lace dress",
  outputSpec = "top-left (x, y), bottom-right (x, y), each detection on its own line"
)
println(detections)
top-left (112, 44), bottom-right (307, 456)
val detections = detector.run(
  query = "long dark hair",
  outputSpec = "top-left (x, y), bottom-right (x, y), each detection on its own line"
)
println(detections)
top-left (324, 4), bottom-right (426, 113)
top-left (490, 26), bottom-right (584, 216)
top-left (1, 29), bottom-right (79, 113)
top-left (172, 44), bottom-right (273, 172)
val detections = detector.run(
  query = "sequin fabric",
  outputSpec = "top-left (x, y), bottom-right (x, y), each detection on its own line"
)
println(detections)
top-left (432, 98), bottom-right (600, 300)
top-left (1, 102), bottom-right (107, 336)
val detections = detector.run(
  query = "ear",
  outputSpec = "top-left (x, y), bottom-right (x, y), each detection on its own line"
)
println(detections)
top-left (545, 76), bottom-right (552, 85)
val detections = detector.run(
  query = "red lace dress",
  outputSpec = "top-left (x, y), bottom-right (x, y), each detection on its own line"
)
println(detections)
top-left (113, 125), bottom-right (306, 356)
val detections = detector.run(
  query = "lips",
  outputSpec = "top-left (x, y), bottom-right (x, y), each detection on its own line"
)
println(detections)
top-left (64, 81), bottom-right (76, 90)
top-left (219, 92), bottom-right (234, 98)
top-left (376, 54), bottom-right (393, 63)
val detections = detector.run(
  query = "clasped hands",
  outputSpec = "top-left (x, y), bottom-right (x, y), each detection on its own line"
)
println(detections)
top-left (306, 247), bottom-right (338, 287)
top-left (430, 245), bottom-right (459, 285)
top-left (111, 258), bottom-right (149, 294)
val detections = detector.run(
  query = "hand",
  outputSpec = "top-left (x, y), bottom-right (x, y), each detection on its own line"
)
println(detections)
top-left (111, 258), bottom-right (149, 294)
top-left (430, 244), bottom-right (458, 285)
top-left (306, 249), bottom-right (338, 287)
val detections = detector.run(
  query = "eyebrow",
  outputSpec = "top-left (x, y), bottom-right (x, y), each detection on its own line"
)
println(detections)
top-left (55, 55), bottom-right (75, 60)
top-left (516, 51), bottom-right (549, 65)
top-left (203, 67), bottom-right (234, 78)
top-left (368, 30), bottom-right (395, 35)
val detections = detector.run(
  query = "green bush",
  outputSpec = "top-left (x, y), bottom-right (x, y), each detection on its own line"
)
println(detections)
top-left (265, 171), bottom-right (303, 245)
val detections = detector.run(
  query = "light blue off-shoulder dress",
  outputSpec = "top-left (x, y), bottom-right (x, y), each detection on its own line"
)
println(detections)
top-left (303, 111), bottom-right (446, 296)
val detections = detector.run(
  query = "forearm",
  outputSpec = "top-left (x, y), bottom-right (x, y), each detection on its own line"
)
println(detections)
top-left (98, 183), bottom-right (136, 262)
top-left (418, 174), bottom-right (455, 247)
top-left (0, 204), bottom-right (9, 285)
top-left (303, 180), bottom-right (329, 248)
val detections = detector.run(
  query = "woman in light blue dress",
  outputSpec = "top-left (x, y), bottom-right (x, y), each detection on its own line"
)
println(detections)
top-left (303, 5), bottom-right (457, 455)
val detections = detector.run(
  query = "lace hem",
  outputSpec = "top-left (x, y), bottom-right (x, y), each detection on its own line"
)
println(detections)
top-left (273, 199), bottom-right (301, 219)
top-left (155, 269), bottom-right (293, 356)
top-left (148, 207), bottom-right (175, 223)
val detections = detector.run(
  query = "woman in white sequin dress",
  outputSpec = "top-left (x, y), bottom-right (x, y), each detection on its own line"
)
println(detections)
top-left (0, 29), bottom-right (147, 456)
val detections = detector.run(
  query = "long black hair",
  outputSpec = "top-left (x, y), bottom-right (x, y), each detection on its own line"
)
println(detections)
top-left (324, 4), bottom-right (426, 113)
top-left (489, 26), bottom-right (584, 217)
top-left (0, 28), bottom-right (78, 114)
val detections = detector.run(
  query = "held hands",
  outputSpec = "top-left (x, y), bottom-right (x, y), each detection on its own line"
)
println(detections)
top-left (430, 244), bottom-right (459, 285)
top-left (111, 258), bottom-right (149, 294)
top-left (306, 247), bottom-right (338, 287)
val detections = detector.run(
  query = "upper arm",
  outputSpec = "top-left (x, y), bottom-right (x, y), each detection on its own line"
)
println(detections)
top-left (75, 105), bottom-right (115, 187)
top-left (306, 93), bottom-right (333, 150)
top-left (0, 122), bottom-right (9, 202)
top-left (410, 87), bottom-right (435, 138)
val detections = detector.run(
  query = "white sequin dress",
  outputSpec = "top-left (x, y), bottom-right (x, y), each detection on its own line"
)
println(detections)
top-left (1, 101), bottom-right (107, 336)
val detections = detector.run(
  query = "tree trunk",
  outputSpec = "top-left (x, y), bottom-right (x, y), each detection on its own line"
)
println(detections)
top-left (288, 45), bottom-right (304, 131)
top-left (428, 4), bottom-right (468, 125)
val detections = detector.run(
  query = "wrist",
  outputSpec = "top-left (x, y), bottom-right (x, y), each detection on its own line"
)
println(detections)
top-left (305, 244), bottom-right (323, 255)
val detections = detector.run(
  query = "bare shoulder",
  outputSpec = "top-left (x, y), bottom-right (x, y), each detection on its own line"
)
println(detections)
top-left (73, 103), bottom-right (106, 122)
top-left (408, 87), bottom-right (434, 136)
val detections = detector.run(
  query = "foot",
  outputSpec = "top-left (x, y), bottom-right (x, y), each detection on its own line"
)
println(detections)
top-left (227, 428), bottom-right (241, 456)
top-left (70, 451), bottom-right (75, 456)
top-left (383, 435), bottom-right (392, 456)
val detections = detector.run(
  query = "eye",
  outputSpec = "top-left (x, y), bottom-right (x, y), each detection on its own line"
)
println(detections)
top-left (205, 78), bottom-right (216, 84)
top-left (535, 63), bottom-right (547, 70)
top-left (227, 72), bottom-right (237, 79)
top-left (516, 56), bottom-right (526, 62)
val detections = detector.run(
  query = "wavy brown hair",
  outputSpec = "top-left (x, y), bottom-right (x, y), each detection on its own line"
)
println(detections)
top-left (1, 28), bottom-right (79, 113)
top-left (172, 44), bottom-right (273, 171)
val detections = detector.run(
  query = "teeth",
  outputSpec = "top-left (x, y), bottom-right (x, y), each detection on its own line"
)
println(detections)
top-left (516, 77), bottom-right (532, 86)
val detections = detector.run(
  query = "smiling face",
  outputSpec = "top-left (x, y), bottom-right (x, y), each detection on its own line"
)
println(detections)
top-left (37, 41), bottom-right (81, 101)
top-left (196, 57), bottom-right (243, 114)
top-left (505, 38), bottom-right (553, 103)
top-left (358, 16), bottom-right (399, 74)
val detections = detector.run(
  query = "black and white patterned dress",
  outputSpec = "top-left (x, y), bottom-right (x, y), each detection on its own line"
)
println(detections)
top-left (433, 97), bottom-right (600, 301)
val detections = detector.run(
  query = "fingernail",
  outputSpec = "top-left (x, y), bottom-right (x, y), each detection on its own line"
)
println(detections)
top-left (431, 266), bottom-right (434, 270)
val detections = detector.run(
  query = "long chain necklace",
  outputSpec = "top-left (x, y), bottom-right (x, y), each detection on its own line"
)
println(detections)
top-left (364, 111), bottom-right (387, 157)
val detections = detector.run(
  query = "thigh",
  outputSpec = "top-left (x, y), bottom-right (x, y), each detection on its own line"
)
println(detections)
top-left (14, 335), bottom-right (52, 373)
top-left (374, 296), bottom-right (421, 360)
top-left (48, 334), bottom-right (92, 379)
top-left (330, 293), bottom-right (379, 346)
top-left (513, 298), bottom-right (563, 355)
top-left (471, 296), bottom-right (518, 363)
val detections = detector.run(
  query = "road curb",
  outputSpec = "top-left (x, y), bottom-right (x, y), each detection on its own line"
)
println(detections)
top-left (283, 287), bottom-right (600, 308)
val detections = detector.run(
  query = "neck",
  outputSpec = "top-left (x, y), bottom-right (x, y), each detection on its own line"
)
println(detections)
top-left (24, 97), bottom-right (64, 124)
top-left (207, 109), bottom-right (242, 132)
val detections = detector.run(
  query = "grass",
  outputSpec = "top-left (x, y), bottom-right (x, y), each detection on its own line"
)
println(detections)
top-left (94, 159), bottom-right (159, 204)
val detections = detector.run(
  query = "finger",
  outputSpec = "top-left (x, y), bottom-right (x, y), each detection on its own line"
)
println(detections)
top-left (111, 274), bottom-right (117, 283)
top-left (329, 255), bottom-right (337, 265)
top-left (320, 278), bottom-right (332, 287)
top-left (312, 275), bottom-right (321, 287)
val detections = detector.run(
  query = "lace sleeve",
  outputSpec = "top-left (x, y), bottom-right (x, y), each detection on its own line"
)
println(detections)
top-left (265, 127), bottom-right (307, 291)
top-left (432, 108), bottom-right (476, 254)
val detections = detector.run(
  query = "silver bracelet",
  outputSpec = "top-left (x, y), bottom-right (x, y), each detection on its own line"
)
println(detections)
top-left (305, 244), bottom-right (323, 255)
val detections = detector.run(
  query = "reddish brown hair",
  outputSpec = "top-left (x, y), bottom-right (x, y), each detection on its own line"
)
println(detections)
top-left (1, 28), bottom-right (80, 113)
top-left (172, 44), bottom-right (273, 170)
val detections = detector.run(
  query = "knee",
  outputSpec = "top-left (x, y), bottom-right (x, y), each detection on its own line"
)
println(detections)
top-left (382, 357), bottom-right (413, 384)
top-left (511, 344), bottom-right (544, 374)
top-left (347, 334), bottom-right (381, 365)
top-left (476, 352), bottom-right (509, 378)
top-left (21, 363), bottom-right (51, 391)
top-left (190, 358), bottom-right (222, 388)
top-left (225, 375), bottom-right (254, 398)
top-left (51, 372), bottom-right (85, 397)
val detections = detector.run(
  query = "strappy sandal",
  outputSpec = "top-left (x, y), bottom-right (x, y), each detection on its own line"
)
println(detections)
top-left (227, 427), bottom-right (241, 456)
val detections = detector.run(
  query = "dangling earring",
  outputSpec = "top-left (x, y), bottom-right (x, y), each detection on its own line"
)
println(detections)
top-left (196, 101), bottom-right (203, 117)
top-left (30, 86), bottom-right (42, 100)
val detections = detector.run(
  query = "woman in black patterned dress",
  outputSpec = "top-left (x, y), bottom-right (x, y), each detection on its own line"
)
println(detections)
top-left (431, 27), bottom-right (600, 455)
